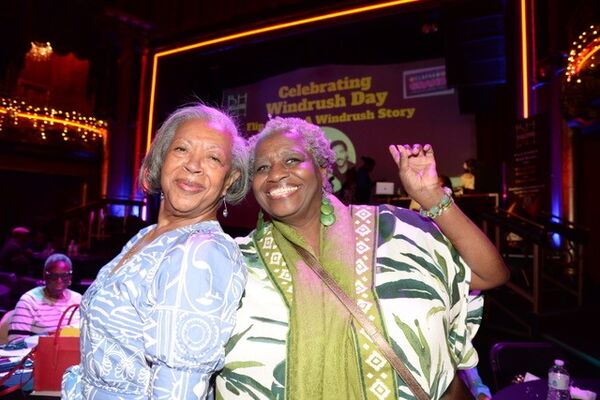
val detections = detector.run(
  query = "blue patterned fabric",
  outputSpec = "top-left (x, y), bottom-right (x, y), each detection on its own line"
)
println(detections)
top-left (62, 221), bottom-right (247, 399)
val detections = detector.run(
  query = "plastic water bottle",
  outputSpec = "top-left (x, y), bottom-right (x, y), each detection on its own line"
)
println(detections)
top-left (546, 359), bottom-right (571, 400)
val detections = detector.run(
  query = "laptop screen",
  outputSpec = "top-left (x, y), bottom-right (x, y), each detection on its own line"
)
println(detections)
top-left (375, 182), bottom-right (395, 195)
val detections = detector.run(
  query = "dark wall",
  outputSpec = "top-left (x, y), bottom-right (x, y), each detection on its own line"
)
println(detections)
top-left (576, 133), bottom-right (600, 286)
top-left (0, 171), bottom-right (84, 242)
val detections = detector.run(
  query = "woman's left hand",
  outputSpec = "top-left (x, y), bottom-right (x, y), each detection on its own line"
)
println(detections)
top-left (390, 143), bottom-right (510, 290)
top-left (388, 143), bottom-right (444, 209)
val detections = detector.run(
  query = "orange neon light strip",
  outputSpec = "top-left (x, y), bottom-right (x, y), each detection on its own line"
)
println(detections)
top-left (0, 107), bottom-right (107, 135)
top-left (146, 0), bottom-right (420, 150)
top-left (133, 47), bottom-right (149, 197)
top-left (575, 44), bottom-right (600, 74)
top-left (520, 0), bottom-right (529, 119)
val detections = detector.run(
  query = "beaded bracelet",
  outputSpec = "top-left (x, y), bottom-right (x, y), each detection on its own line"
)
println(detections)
top-left (419, 187), bottom-right (454, 219)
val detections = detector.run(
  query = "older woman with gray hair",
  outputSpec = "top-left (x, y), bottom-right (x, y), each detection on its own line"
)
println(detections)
top-left (62, 103), bottom-right (249, 400)
top-left (8, 253), bottom-right (81, 342)
top-left (216, 116), bottom-right (508, 399)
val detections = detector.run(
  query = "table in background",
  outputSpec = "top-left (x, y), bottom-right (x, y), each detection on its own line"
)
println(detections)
top-left (29, 390), bottom-right (60, 399)
top-left (494, 378), bottom-right (600, 400)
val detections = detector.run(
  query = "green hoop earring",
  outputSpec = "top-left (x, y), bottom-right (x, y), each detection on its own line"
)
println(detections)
top-left (320, 196), bottom-right (336, 227)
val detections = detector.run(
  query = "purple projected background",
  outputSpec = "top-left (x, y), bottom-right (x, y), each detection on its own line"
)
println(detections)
top-left (222, 59), bottom-right (476, 228)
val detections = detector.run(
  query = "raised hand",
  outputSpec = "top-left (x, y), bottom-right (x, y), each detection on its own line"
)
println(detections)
top-left (388, 143), bottom-right (443, 208)
top-left (389, 143), bottom-right (509, 290)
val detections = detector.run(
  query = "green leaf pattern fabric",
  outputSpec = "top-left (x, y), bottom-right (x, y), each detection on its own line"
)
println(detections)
top-left (216, 205), bottom-right (482, 399)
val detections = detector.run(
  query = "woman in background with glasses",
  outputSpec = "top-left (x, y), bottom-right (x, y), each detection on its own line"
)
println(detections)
top-left (8, 253), bottom-right (81, 342)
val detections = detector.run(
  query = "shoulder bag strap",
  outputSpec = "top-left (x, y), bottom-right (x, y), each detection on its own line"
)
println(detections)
top-left (53, 303), bottom-right (79, 344)
top-left (0, 350), bottom-right (33, 396)
top-left (291, 243), bottom-right (431, 400)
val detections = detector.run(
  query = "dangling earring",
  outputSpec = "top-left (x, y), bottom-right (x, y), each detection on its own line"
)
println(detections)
top-left (320, 193), bottom-right (336, 227)
top-left (222, 199), bottom-right (229, 218)
top-left (160, 191), bottom-right (164, 200)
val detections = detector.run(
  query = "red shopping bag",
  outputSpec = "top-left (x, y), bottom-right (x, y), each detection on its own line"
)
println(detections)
top-left (32, 304), bottom-right (80, 392)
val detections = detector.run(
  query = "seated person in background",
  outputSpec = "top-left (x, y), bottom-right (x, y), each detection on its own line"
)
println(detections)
top-left (460, 158), bottom-right (477, 193)
top-left (354, 156), bottom-right (376, 204)
top-left (29, 230), bottom-right (56, 260)
top-left (8, 253), bottom-right (81, 342)
top-left (0, 226), bottom-right (32, 275)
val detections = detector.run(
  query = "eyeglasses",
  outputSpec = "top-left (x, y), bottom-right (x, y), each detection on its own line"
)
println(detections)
top-left (45, 272), bottom-right (72, 281)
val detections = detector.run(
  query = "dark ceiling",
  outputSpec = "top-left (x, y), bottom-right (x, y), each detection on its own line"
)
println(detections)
top-left (1, 0), bottom-right (599, 122)
top-left (0, 1), bottom-right (448, 113)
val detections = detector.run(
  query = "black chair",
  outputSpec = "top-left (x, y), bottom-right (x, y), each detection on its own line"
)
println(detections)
top-left (0, 272), bottom-right (17, 287)
top-left (489, 341), bottom-right (568, 392)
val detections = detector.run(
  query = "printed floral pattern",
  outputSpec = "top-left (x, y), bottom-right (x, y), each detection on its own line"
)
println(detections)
top-left (216, 205), bottom-right (481, 400)
top-left (62, 221), bottom-right (247, 400)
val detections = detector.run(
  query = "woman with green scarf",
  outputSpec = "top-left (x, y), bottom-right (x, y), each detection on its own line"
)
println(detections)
top-left (216, 117), bottom-right (508, 399)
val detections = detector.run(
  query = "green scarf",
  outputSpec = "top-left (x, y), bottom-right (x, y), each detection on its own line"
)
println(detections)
top-left (256, 194), bottom-right (363, 399)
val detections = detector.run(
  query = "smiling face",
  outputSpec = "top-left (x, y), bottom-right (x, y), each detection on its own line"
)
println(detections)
top-left (160, 119), bottom-right (239, 223)
top-left (44, 261), bottom-right (72, 299)
top-left (252, 130), bottom-right (325, 228)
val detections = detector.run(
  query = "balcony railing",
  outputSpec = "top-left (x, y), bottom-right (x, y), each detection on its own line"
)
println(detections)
top-left (62, 197), bottom-right (146, 251)
top-left (481, 208), bottom-right (589, 314)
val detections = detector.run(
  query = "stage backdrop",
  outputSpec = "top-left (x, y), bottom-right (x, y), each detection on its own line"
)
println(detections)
top-left (221, 58), bottom-right (476, 230)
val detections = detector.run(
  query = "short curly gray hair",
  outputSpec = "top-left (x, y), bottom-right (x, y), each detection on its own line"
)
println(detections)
top-left (248, 117), bottom-right (335, 190)
top-left (44, 253), bottom-right (72, 272)
top-left (139, 103), bottom-right (250, 204)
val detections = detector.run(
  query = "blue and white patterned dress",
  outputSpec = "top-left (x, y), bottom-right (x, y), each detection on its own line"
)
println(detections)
top-left (62, 221), bottom-right (247, 399)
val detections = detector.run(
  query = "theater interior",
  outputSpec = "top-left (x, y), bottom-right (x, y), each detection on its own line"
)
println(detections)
top-left (0, 0), bottom-right (599, 397)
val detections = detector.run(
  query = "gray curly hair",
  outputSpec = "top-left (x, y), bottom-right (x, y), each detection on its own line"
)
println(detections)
top-left (139, 103), bottom-right (250, 204)
top-left (248, 117), bottom-right (335, 190)
top-left (44, 253), bottom-right (72, 272)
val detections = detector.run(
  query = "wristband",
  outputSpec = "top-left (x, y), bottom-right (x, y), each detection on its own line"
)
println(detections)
top-left (419, 187), bottom-right (454, 219)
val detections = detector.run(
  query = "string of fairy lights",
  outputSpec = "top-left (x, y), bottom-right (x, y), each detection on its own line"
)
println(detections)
top-left (0, 97), bottom-right (107, 143)
top-left (565, 24), bottom-right (599, 83)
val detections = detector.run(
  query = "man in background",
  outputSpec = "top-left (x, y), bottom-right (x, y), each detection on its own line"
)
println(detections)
top-left (329, 140), bottom-right (356, 204)
top-left (354, 156), bottom-right (376, 204)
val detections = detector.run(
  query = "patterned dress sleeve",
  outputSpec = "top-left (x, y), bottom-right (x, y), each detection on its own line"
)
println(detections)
top-left (143, 231), bottom-right (246, 399)
top-left (445, 238), bottom-right (482, 369)
top-left (379, 206), bottom-right (482, 378)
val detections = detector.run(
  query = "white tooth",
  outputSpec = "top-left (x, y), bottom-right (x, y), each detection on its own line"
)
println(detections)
top-left (270, 186), bottom-right (297, 196)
